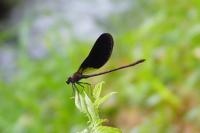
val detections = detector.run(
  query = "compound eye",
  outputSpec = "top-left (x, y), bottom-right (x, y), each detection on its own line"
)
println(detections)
top-left (66, 77), bottom-right (71, 84)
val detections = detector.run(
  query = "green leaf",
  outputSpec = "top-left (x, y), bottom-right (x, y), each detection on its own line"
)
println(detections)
top-left (94, 92), bottom-right (117, 108)
top-left (84, 92), bottom-right (98, 120)
top-left (77, 129), bottom-right (89, 133)
top-left (74, 82), bottom-right (119, 132)
top-left (75, 90), bottom-right (87, 113)
top-left (95, 126), bottom-right (122, 133)
top-left (74, 90), bottom-right (82, 111)
top-left (93, 81), bottom-right (105, 99)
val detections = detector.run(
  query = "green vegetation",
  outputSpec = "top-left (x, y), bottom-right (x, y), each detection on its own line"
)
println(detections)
top-left (74, 82), bottom-right (121, 133)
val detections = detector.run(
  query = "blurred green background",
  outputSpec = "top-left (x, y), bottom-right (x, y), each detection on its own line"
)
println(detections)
top-left (0, 0), bottom-right (200, 132)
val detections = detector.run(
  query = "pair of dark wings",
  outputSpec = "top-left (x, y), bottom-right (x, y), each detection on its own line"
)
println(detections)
top-left (77, 33), bottom-right (114, 73)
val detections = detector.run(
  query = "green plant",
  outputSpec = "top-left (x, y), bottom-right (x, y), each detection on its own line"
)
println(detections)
top-left (73, 82), bottom-right (121, 133)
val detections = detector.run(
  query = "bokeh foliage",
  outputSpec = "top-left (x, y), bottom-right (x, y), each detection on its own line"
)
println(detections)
top-left (0, 0), bottom-right (200, 133)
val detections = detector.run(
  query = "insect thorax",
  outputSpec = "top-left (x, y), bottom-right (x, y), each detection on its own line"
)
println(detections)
top-left (66, 72), bottom-right (82, 84)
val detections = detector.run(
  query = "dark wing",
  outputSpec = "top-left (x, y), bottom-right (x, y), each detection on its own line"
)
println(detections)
top-left (78, 33), bottom-right (114, 73)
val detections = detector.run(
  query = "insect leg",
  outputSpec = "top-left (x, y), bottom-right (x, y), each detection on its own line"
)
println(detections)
top-left (78, 82), bottom-right (93, 96)
top-left (74, 83), bottom-right (80, 93)
top-left (72, 84), bottom-right (75, 95)
top-left (77, 82), bottom-right (84, 89)
top-left (76, 83), bottom-right (85, 93)
top-left (78, 82), bottom-right (92, 89)
top-left (73, 83), bottom-right (82, 106)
